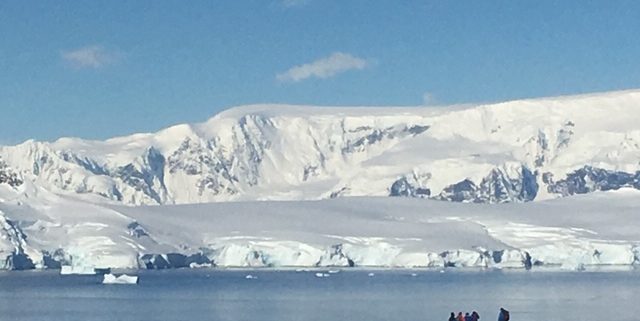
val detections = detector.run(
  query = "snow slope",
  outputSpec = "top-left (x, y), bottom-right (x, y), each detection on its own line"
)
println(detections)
top-left (2, 89), bottom-right (640, 205)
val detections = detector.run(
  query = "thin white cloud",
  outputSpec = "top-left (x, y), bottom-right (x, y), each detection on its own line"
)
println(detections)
top-left (281, 0), bottom-right (309, 7)
top-left (61, 45), bottom-right (118, 69)
top-left (422, 92), bottom-right (437, 106)
top-left (277, 52), bottom-right (368, 83)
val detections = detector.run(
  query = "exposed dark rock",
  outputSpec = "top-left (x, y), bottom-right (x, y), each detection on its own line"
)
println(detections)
top-left (139, 254), bottom-right (171, 269)
top-left (342, 125), bottom-right (429, 154)
top-left (185, 253), bottom-right (212, 267)
top-left (438, 179), bottom-right (478, 202)
top-left (139, 252), bottom-right (212, 269)
top-left (61, 153), bottom-right (108, 176)
top-left (546, 166), bottom-right (640, 196)
top-left (519, 167), bottom-right (539, 200)
top-left (534, 130), bottom-right (549, 167)
top-left (127, 221), bottom-right (149, 238)
top-left (302, 165), bottom-right (319, 181)
top-left (41, 250), bottom-right (64, 269)
top-left (165, 253), bottom-right (187, 268)
top-left (329, 186), bottom-right (349, 199)
top-left (437, 165), bottom-right (538, 203)
top-left (321, 244), bottom-right (355, 267)
top-left (343, 130), bottom-right (385, 153)
top-left (167, 138), bottom-right (239, 197)
top-left (523, 252), bottom-right (532, 270)
top-left (0, 160), bottom-right (23, 187)
top-left (491, 250), bottom-right (504, 263)
top-left (114, 147), bottom-right (167, 204)
top-left (0, 217), bottom-right (38, 270)
top-left (389, 176), bottom-right (430, 198)
top-left (407, 125), bottom-right (430, 135)
top-left (4, 252), bottom-right (35, 270)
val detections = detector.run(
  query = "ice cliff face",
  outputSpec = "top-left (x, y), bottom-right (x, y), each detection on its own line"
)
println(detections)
top-left (3, 188), bottom-right (640, 271)
top-left (2, 89), bottom-right (640, 205)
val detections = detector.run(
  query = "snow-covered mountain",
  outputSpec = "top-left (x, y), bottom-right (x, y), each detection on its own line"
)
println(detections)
top-left (2, 89), bottom-right (640, 270)
top-left (2, 89), bottom-right (640, 206)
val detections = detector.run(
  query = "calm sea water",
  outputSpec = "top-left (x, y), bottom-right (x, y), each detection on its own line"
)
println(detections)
top-left (1, 269), bottom-right (639, 321)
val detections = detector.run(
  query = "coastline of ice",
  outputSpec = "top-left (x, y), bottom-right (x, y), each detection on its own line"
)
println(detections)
top-left (1, 184), bottom-right (639, 271)
top-left (60, 265), bottom-right (96, 275)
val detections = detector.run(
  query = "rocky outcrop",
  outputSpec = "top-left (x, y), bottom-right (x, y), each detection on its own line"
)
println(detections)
top-left (138, 253), bottom-right (213, 269)
top-left (436, 165), bottom-right (538, 203)
top-left (389, 176), bottom-right (431, 198)
top-left (0, 159), bottom-right (22, 187)
top-left (341, 125), bottom-right (429, 154)
top-left (545, 166), bottom-right (640, 196)
top-left (0, 214), bottom-right (35, 270)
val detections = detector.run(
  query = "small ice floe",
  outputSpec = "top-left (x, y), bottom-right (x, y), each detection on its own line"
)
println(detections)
top-left (367, 273), bottom-right (375, 277)
top-left (328, 269), bottom-right (340, 274)
top-left (60, 265), bottom-right (97, 275)
top-left (561, 262), bottom-right (586, 271)
top-left (102, 273), bottom-right (138, 285)
top-left (315, 272), bottom-right (330, 278)
top-left (245, 274), bottom-right (257, 279)
top-left (189, 262), bottom-right (213, 268)
top-left (439, 270), bottom-right (446, 273)
top-left (410, 273), bottom-right (418, 277)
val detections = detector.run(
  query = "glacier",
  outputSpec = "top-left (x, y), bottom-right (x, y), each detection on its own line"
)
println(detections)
top-left (1, 172), bottom-right (640, 271)
top-left (1, 89), bottom-right (640, 270)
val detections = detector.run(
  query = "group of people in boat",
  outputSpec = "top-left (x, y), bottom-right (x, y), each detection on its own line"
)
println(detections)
top-left (448, 307), bottom-right (509, 321)
top-left (448, 311), bottom-right (480, 321)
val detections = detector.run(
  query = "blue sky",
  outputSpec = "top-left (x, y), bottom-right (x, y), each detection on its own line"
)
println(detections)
top-left (2, 1), bottom-right (640, 143)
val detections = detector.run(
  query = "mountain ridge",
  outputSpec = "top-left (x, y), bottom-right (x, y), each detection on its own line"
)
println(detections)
top-left (2, 89), bottom-right (640, 205)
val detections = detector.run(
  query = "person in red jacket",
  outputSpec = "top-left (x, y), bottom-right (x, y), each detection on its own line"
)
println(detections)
top-left (457, 312), bottom-right (465, 321)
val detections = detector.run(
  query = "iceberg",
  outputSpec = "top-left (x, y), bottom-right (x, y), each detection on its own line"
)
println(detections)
top-left (102, 273), bottom-right (138, 285)
top-left (60, 265), bottom-right (97, 275)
